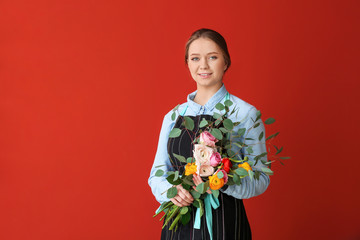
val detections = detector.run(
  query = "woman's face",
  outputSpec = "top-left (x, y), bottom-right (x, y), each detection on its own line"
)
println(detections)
top-left (187, 37), bottom-right (227, 88)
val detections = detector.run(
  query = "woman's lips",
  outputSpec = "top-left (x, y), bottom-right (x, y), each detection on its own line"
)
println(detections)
top-left (198, 73), bottom-right (212, 79)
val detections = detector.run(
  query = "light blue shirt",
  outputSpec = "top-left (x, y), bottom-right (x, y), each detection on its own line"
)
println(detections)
top-left (148, 84), bottom-right (270, 204)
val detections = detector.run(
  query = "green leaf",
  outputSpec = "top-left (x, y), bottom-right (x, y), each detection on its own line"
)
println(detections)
top-left (181, 212), bottom-right (191, 225)
top-left (173, 104), bottom-right (180, 111)
top-left (174, 171), bottom-right (179, 181)
top-left (233, 121), bottom-right (241, 126)
top-left (199, 118), bottom-right (208, 128)
top-left (213, 112), bottom-right (222, 120)
top-left (245, 138), bottom-right (254, 141)
top-left (193, 199), bottom-right (200, 208)
top-left (258, 132), bottom-right (264, 141)
top-left (187, 157), bottom-right (193, 163)
top-left (167, 187), bottom-right (178, 198)
top-left (217, 171), bottom-right (224, 179)
top-left (235, 168), bottom-right (248, 176)
top-left (169, 128), bottom-right (181, 138)
top-left (254, 152), bottom-right (267, 161)
top-left (196, 182), bottom-right (206, 194)
top-left (219, 127), bottom-right (229, 133)
top-left (247, 146), bottom-right (253, 154)
top-left (215, 102), bottom-right (225, 111)
top-left (248, 170), bottom-right (254, 181)
top-left (173, 153), bottom-right (187, 163)
top-left (247, 160), bottom-right (254, 167)
top-left (276, 146), bottom-right (283, 155)
top-left (155, 169), bottom-right (164, 177)
top-left (180, 207), bottom-right (188, 215)
top-left (261, 167), bottom-right (274, 175)
top-left (265, 118), bottom-right (276, 125)
top-left (199, 199), bottom-right (204, 217)
top-left (224, 100), bottom-right (233, 107)
top-left (212, 189), bottom-right (219, 198)
top-left (253, 123), bottom-right (260, 128)
top-left (181, 183), bottom-right (191, 190)
top-left (171, 112), bottom-right (176, 121)
top-left (233, 142), bottom-right (243, 149)
top-left (255, 110), bottom-right (262, 122)
top-left (238, 128), bottom-right (246, 136)
top-left (191, 190), bottom-right (201, 199)
top-left (184, 116), bottom-right (194, 131)
top-left (266, 132), bottom-right (279, 141)
top-left (233, 173), bottom-right (241, 185)
top-left (223, 119), bottom-right (234, 130)
top-left (166, 174), bottom-right (182, 185)
top-left (210, 128), bottom-right (223, 140)
top-left (279, 156), bottom-right (291, 159)
top-left (155, 164), bottom-right (165, 168)
top-left (215, 119), bottom-right (222, 126)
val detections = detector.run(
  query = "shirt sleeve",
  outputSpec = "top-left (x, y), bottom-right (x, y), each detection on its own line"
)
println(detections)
top-left (220, 106), bottom-right (270, 199)
top-left (148, 111), bottom-right (176, 204)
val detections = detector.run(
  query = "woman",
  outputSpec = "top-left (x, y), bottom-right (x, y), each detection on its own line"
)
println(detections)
top-left (148, 28), bottom-right (270, 240)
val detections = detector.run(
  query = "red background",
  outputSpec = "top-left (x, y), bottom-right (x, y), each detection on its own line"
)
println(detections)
top-left (1, 0), bottom-right (359, 239)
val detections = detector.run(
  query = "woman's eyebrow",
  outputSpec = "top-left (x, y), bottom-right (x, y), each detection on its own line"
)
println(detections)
top-left (190, 52), bottom-right (219, 56)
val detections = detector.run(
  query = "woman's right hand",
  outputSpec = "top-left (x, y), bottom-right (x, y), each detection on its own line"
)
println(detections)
top-left (170, 185), bottom-right (194, 207)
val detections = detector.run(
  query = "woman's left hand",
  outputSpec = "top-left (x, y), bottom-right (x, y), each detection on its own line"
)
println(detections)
top-left (192, 173), bottom-right (212, 194)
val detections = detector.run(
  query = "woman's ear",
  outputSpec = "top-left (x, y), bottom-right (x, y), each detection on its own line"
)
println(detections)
top-left (224, 64), bottom-right (228, 71)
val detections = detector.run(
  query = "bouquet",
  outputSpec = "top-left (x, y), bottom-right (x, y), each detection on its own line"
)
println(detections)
top-left (153, 99), bottom-right (289, 232)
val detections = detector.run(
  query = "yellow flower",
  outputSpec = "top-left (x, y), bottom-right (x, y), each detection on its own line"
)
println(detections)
top-left (209, 174), bottom-right (225, 190)
top-left (238, 162), bottom-right (252, 171)
top-left (185, 162), bottom-right (197, 176)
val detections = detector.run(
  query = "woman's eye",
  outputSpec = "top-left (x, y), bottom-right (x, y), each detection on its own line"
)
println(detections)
top-left (209, 56), bottom-right (217, 60)
top-left (191, 57), bottom-right (199, 61)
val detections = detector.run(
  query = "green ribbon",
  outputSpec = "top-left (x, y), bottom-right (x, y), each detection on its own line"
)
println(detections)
top-left (194, 194), bottom-right (220, 240)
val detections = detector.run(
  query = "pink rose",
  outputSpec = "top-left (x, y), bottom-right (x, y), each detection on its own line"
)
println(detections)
top-left (193, 144), bottom-right (213, 165)
top-left (198, 164), bottom-right (215, 177)
top-left (210, 152), bottom-right (222, 167)
top-left (218, 169), bottom-right (228, 184)
top-left (199, 131), bottom-right (218, 148)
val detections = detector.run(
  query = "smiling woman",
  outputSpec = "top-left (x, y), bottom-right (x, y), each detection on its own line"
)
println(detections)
top-left (148, 28), bottom-right (270, 240)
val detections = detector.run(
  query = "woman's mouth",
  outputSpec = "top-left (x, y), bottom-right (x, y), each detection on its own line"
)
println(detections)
top-left (198, 73), bottom-right (212, 79)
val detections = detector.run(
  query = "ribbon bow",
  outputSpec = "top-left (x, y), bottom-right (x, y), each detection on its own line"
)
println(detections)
top-left (194, 194), bottom-right (220, 240)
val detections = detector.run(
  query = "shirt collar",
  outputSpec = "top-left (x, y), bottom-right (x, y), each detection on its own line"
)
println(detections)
top-left (186, 83), bottom-right (228, 113)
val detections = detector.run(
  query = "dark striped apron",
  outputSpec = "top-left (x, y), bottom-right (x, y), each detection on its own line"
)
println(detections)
top-left (161, 114), bottom-right (252, 240)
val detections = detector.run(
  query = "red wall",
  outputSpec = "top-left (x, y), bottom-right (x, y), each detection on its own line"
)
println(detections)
top-left (1, 0), bottom-right (359, 239)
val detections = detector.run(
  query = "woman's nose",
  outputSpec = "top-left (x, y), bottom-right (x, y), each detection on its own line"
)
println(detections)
top-left (200, 59), bottom-right (209, 69)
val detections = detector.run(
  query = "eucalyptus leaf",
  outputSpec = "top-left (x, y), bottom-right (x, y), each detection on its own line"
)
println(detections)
top-left (213, 112), bottom-right (222, 120)
top-left (184, 116), bottom-right (194, 131)
top-left (261, 167), bottom-right (274, 175)
top-left (196, 182), bottom-right (206, 194)
top-left (155, 169), bottom-right (164, 177)
top-left (276, 146), bottom-right (283, 155)
top-left (155, 164), bottom-right (165, 168)
top-left (235, 168), bottom-right (248, 176)
top-left (253, 123), bottom-right (260, 128)
top-left (248, 170), bottom-right (254, 181)
top-left (210, 128), bottom-right (223, 140)
top-left (187, 157), bottom-right (193, 163)
top-left (279, 156), bottom-right (291, 159)
top-left (181, 212), bottom-right (191, 225)
top-left (247, 146), bottom-right (253, 154)
top-left (173, 153), bottom-right (187, 163)
top-left (174, 171), bottom-right (179, 181)
top-left (191, 190), bottom-right (201, 199)
top-left (173, 104), bottom-right (180, 111)
top-left (215, 103), bottom-right (225, 111)
top-left (266, 132), bottom-right (279, 141)
top-left (258, 132), bottom-right (264, 141)
top-left (223, 119), bottom-right (234, 130)
top-left (212, 189), bottom-right (220, 198)
top-left (255, 110), bottom-right (262, 122)
top-left (169, 128), bottom-right (181, 138)
top-left (233, 173), bottom-right (241, 185)
top-left (224, 100), bottom-right (233, 107)
top-left (199, 118), bottom-right (208, 128)
top-left (238, 128), bottom-right (246, 136)
top-left (180, 207), bottom-right (188, 215)
top-left (265, 118), bottom-right (276, 124)
top-left (217, 171), bottom-right (224, 179)
top-left (167, 187), bottom-right (178, 198)
top-left (171, 112), bottom-right (176, 121)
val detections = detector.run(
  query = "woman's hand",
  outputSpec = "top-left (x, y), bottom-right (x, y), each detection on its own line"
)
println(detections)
top-left (192, 173), bottom-right (212, 194)
top-left (170, 184), bottom-right (194, 207)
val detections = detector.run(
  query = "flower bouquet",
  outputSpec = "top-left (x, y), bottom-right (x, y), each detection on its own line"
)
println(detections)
top-left (153, 99), bottom-right (289, 232)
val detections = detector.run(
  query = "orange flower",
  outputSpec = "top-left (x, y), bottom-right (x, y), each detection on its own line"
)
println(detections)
top-left (209, 173), bottom-right (225, 190)
top-left (238, 162), bottom-right (252, 171)
top-left (185, 162), bottom-right (197, 176)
